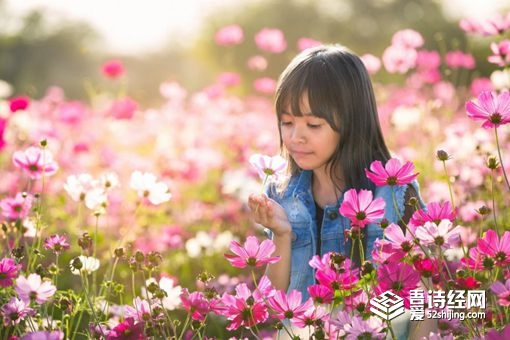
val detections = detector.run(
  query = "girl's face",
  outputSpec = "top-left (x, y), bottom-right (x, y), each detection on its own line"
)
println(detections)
top-left (280, 94), bottom-right (340, 173)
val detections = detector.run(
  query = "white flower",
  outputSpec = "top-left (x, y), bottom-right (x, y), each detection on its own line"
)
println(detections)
top-left (129, 171), bottom-right (172, 205)
top-left (70, 256), bottom-right (100, 275)
top-left (64, 173), bottom-right (98, 202)
top-left (143, 277), bottom-right (182, 310)
top-left (248, 153), bottom-right (287, 180)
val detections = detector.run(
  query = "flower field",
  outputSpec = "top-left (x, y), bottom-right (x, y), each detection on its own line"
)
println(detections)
top-left (1, 11), bottom-right (510, 340)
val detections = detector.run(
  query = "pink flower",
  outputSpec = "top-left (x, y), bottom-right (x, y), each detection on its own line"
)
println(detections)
top-left (365, 158), bottom-right (419, 186)
top-left (214, 24), bottom-right (244, 46)
top-left (253, 77), bottom-right (277, 94)
top-left (1, 297), bottom-right (35, 326)
top-left (0, 258), bottom-right (21, 287)
top-left (466, 90), bottom-right (510, 128)
top-left (383, 222), bottom-right (417, 258)
top-left (106, 317), bottom-right (144, 339)
top-left (307, 284), bottom-right (334, 304)
top-left (339, 189), bottom-right (386, 228)
top-left (249, 153), bottom-right (287, 181)
top-left (490, 279), bottom-right (510, 307)
top-left (58, 101), bottom-right (87, 124)
top-left (101, 59), bottom-right (125, 79)
top-left (22, 331), bottom-right (64, 340)
top-left (12, 146), bottom-right (59, 179)
top-left (9, 95), bottom-right (30, 112)
top-left (44, 234), bottom-right (70, 254)
top-left (0, 118), bottom-right (7, 151)
top-left (291, 304), bottom-right (328, 328)
top-left (477, 229), bottom-right (510, 267)
top-left (391, 29), bottom-right (424, 49)
top-left (382, 45), bottom-right (417, 74)
top-left (460, 14), bottom-right (510, 36)
top-left (415, 220), bottom-right (462, 249)
top-left (180, 289), bottom-right (211, 321)
top-left (296, 37), bottom-right (322, 51)
top-left (470, 77), bottom-right (493, 97)
top-left (360, 54), bottom-right (381, 75)
top-left (109, 97), bottom-right (139, 120)
top-left (129, 171), bottom-right (172, 205)
top-left (445, 51), bottom-right (475, 69)
top-left (254, 28), bottom-right (287, 53)
top-left (124, 297), bottom-right (160, 322)
top-left (216, 72), bottom-right (241, 87)
top-left (224, 235), bottom-right (280, 268)
top-left (221, 283), bottom-right (269, 330)
top-left (488, 40), bottom-right (510, 67)
top-left (310, 253), bottom-right (360, 291)
top-left (0, 192), bottom-right (34, 221)
top-left (266, 289), bottom-right (313, 321)
top-left (15, 273), bottom-right (57, 304)
top-left (409, 201), bottom-right (456, 227)
top-left (375, 262), bottom-right (420, 308)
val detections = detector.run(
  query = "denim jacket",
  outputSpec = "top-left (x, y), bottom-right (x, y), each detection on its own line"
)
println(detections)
top-left (266, 170), bottom-right (424, 300)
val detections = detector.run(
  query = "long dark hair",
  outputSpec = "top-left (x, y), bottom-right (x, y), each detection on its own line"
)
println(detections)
top-left (275, 44), bottom-right (391, 192)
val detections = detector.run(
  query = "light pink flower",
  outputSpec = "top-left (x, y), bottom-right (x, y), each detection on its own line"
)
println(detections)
top-left (360, 54), bottom-right (381, 75)
top-left (491, 278), bottom-right (510, 307)
top-left (339, 189), bottom-right (386, 228)
top-left (0, 258), bottom-right (21, 287)
top-left (266, 289), bottom-right (313, 321)
top-left (365, 158), bottom-right (419, 186)
top-left (415, 220), bottom-right (462, 249)
top-left (15, 273), bottom-right (57, 304)
top-left (0, 192), bottom-right (34, 221)
top-left (253, 77), bottom-right (277, 94)
top-left (466, 90), bottom-right (510, 129)
top-left (129, 171), bottom-right (172, 205)
top-left (297, 37), bottom-right (322, 51)
top-left (383, 222), bottom-right (417, 256)
top-left (488, 40), bottom-right (510, 67)
top-left (101, 59), bottom-right (125, 79)
top-left (1, 297), bottom-right (35, 326)
top-left (249, 153), bottom-right (287, 181)
top-left (214, 24), bottom-right (244, 46)
top-left (124, 297), bottom-right (160, 322)
top-left (12, 146), bottom-right (59, 179)
top-left (224, 235), bottom-right (280, 268)
top-left (254, 28), bottom-right (287, 53)
top-left (217, 72), bottom-right (241, 87)
top-left (382, 44), bottom-right (417, 74)
top-left (247, 55), bottom-right (268, 71)
top-left (391, 29), bottom-right (424, 49)
top-left (344, 316), bottom-right (385, 340)
top-left (460, 14), bottom-right (510, 36)
top-left (22, 330), bottom-right (65, 340)
top-left (58, 101), bottom-right (87, 124)
top-left (291, 304), bottom-right (328, 328)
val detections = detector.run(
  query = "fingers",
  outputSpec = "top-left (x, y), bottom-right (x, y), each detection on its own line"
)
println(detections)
top-left (248, 194), bottom-right (272, 225)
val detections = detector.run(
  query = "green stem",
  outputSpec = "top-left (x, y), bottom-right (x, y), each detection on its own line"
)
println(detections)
top-left (442, 160), bottom-right (455, 211)
top-left (490, 170), bottom-right (499, 233)
top-left (495, 127), bottom-right (510, 191)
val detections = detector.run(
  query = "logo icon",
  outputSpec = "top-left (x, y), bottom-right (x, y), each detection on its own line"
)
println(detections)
top-left (370, 290), bottom-right (405, 320)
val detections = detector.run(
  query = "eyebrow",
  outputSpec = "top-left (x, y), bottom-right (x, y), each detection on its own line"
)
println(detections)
top-left (281, 110), bottom-right (314, 116)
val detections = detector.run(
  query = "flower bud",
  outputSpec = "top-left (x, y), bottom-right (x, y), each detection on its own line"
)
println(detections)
top-left (436, 150), bottom-right (450, 161)
top-left (486, 155), bottom-right (499, 170)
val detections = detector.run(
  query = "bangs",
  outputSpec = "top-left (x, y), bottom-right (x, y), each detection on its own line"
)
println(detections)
top-left (275, 56), bottom-right (341, 130)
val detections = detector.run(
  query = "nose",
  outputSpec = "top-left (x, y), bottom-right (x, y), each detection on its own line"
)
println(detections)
top-left (289, 124), bottom-right (306, 143)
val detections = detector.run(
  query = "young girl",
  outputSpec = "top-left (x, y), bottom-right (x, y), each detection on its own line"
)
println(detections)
top-left (248, 45), bottom-right (435, 339)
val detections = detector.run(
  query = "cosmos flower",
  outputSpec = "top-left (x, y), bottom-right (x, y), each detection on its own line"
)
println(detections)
top-left (224, 236), bottom-right (280, 268)
top-left (365, 158), bottom-right (419, 187)
top-left (339, 189), bottom-right (386, 228)
top-left (466, 90), bottom-right (510, 129)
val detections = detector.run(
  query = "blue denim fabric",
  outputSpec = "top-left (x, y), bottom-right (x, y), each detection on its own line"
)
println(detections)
top-left (266, 170), bottom-right (424, 339)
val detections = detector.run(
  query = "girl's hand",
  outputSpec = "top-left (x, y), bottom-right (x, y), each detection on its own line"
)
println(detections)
top-left (248, 193), bottom-right (292, 237)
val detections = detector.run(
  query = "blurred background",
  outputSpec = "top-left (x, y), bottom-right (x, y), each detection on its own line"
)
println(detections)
top-left (1, 0), bottom-right (508, 107)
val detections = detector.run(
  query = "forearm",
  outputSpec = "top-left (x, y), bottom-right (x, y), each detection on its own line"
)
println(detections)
top-left (265, 232), bottom-right (292, 292)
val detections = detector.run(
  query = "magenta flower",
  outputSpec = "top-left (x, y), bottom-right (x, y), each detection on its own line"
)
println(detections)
top-left (266, 289), bottom-right (313, 322)
top-left (15, 273), bottom-right (57, 304)
top-left (307, 284), bottom-right (334, 304)
top-left (12, 146), bottom-right (59, 179)
top-left (214, 24), bottom-right (244, 46)
top-left (254, 28), bottom-right (287, 53)
top-left (0, 258), bottom-right (21, 287)
top-left (339, 189), bottom-right (386, 228)
top-left (44, 234), bottom-right (70, 254)
top-left (106, 317), bottom-right (144, 340)
top-left (21, 331), bottom-right (64, 340)
top-left (0, 192), bottom-right (33, 221)
top-left (491, 279), bottom-right (510, 307)
top-left (9, 95), bottom-right (30, 112)
top-left (375, 262), bottom-right (420, 308)
top-left (466, 90), bottom-right (510, 129)
top-left (101, 59), bottom-right (125, 79)
top-left (477, 229), bottom-right (510, 267)
top-left (310, 253), bottom-right (360, 291)
top-left (109, 97), bottom-right (139, 120)
top-left (488, 40), bottom-right (510, 67)
top-left (415, 220), bottom-right (462, 249)
top-left (1, 297), bottom-right (35, 326)
top-left (180, 289), bottom-right (211, 321)
top-left (365, 158), bottom-right (419, 186)
top-left (224, 235), bottom-right (280, 268)
top-left (221, 283), bottom-right (269, 330)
